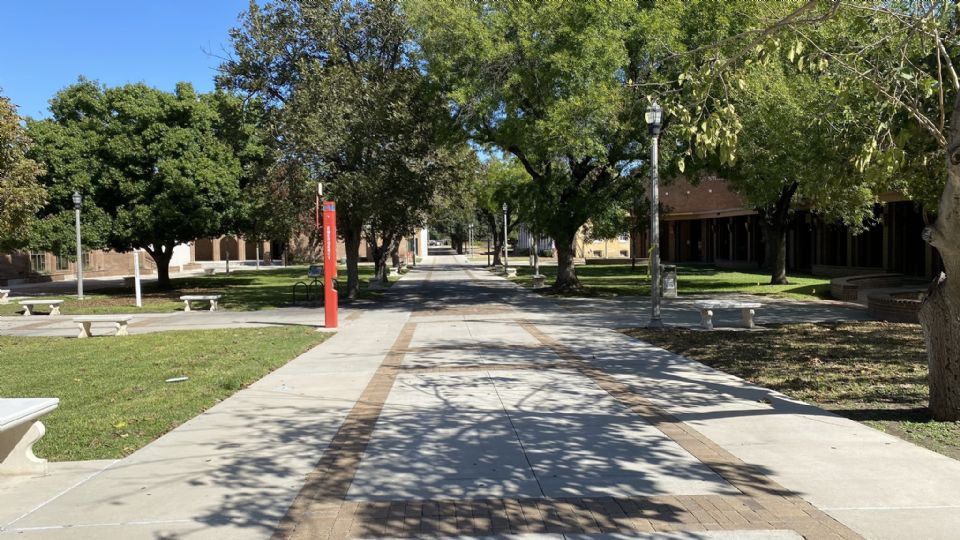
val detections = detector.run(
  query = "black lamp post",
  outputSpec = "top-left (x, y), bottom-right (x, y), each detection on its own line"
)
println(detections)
top-left (72, 191), bottom-right (84, 300)
top-left (645, 102), bottom-right (663, 328)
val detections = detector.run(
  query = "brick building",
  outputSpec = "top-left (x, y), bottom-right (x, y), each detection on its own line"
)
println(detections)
top-left (634, 177), bottom-right (941, 279)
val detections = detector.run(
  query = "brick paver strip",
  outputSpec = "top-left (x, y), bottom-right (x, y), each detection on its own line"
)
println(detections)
top-left (274, 307), bottom-right (862, 539)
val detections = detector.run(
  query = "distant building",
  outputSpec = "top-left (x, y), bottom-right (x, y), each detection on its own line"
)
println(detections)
top-left (633, 177), bottom-right (942, 278)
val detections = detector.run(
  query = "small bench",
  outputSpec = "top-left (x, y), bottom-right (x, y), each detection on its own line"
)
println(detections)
top-left (692, 300), bottom-right (762, 330)
top-left (73, 315), bottom-right (133, 338)
top-left (0, 398), bottom-right (59, 475)
top-left (0, 289), bottom-right (9, 304)
top-left (203, 268), bottom-right (216, 276)
top-left (18, 299), bottom-right (64, 316)
top-left (180, 294), bottom-right (221, 312)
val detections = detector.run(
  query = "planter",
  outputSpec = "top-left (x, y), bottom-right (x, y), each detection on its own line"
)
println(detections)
top-left (531, 274), bottom-right (547, 289)
top-left (504, 268), bottom-right (517, 278)
top-left (867, 290), bottom-right (925, 323)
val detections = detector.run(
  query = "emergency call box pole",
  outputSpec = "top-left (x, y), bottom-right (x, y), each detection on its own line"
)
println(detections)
top-left (322, 201), bottom-right (339, 328)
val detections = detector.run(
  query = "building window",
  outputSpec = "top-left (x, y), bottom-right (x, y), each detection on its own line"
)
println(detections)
top-left (617, 232), bottom-right (630, 242)
top-left (55, 254), bottom-right (70, 271)
top-left (620, 250), bottom-right (628, 257)
top-left (30, 252), bottom-right (47, 274)
top-left (592, 250), bottom-right (603, 257)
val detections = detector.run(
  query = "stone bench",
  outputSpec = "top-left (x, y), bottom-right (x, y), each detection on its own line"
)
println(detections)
top-left (692, 300), bottom-right (762, 330)
top-left (180, 295), bottom-right (221, 312)
top-left (73, 315), bottom-right (134, 338)
top-left (18, 299), bottom-right (64, 316)
top-left (0, 289), bottom-right (9, 305)
top-left (203, 268), bottom-right (216, 276)
top-left (0, 398), bottom-right (59, 475)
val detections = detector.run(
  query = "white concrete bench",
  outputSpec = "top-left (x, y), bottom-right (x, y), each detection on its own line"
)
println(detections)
top-left (0, 289), bottom-right (9, 305)
top-left (203, 268), bottom-right (216, 276)
top-left (180, 295), bottom-right (221, 312)
top-left (18, 299), bottom-right (64, 316)
top-left (0, 398), bottom-right (59, 475)
top-left (73, 315), bottom-right (133, 338)
top-left (692, 300), bottom-right (762, 330)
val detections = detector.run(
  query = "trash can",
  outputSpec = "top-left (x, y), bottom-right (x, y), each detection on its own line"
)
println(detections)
top-left (661, 265), bottom-right (678, 298)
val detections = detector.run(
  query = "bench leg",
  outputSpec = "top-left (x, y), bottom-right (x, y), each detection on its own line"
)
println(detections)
top-left (22, 305), bottom-right (32, 316)
top-left (0, 420), bottom-right (48, 476)
top-left (0, 293), bottom-right (8, 305)
top-left (115, 321), bottom-right (129, 336)
top-left (183, 300), bottom-right (192, 312)
top-left (77, 322), bottom-right (92, 339)
top-left (209, 300), bottom-right (218, 312)
top-left (742, 308), bottom-right (756, 329)
top-left (50, 305), bottom-right (61, 316)
top-left (700, 309), bottom-right (714, 330)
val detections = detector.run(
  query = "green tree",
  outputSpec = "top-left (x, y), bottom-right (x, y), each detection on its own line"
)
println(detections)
top-left (0, 92), bottom-right (46, 249)
top-left (220, 0), bottom-right (472, 296)
top-left (648, 0), bottom-right (960, 419)
top-left (407, 0), bottom-right (646, 290)
top-left (473, 156), bottom-right (528, 267)
top-left (27, 80), bottom-right (245, 288)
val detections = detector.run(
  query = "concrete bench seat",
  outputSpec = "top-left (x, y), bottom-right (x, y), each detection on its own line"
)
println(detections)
top-left (0, 289), bottom-right (9, 305)
top-left (18, 299), bottom-right (65, 316)
top-left (0, 398), bottom-right (59, 475)
top-left (73, 315), bottom-right (134, 338)
top-left (180, 295), bottom-right (221, 312)
top-left (203, 268), bottom-right (216, 275)
top-left (691, 300), bottom-right (762, 330)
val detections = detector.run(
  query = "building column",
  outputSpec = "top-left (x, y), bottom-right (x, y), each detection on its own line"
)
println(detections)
top-left (212, 237), bottom-right (222, 262)
top-left (882, 206), bottom-right (891, 271)
top-left (236, 237), bottom-right (247, 261)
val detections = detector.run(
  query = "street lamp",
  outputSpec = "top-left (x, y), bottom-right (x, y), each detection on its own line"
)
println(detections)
top-left (72, 191), bottom-right (84, 300)
top-left (645, 102), bottom-right (663, 328)
top-left (502, 202), bottom-right (509, 274)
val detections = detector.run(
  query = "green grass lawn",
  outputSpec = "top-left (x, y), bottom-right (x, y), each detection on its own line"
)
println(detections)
top-left (510, 263), bottom-right (830, 300)
top-left (623, 322), bottom-right (960, 460)
top-left (0, 327), bottom-right (329, 461)
top-left (0, 265), bottom-right (397, 316)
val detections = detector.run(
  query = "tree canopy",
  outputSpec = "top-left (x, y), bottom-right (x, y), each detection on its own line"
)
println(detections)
top-left (220, 0), bottom-right (474, 294)
top-left (406, 0), bottom-right (646, 290)
top-left (0, 92), bottom-right (46, 250)
top-left (26, 80), bottom-right (252, 288)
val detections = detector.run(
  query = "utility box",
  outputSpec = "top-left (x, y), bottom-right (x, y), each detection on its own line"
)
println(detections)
top-left (661, 265), bottom-right (678, 298)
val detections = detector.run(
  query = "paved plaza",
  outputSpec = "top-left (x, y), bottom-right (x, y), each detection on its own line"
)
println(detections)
top-left (2, 256), bottom-right (959, 539)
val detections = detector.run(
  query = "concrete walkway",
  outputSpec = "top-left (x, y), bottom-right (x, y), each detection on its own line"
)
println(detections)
top-left (2, 256), bottom-right (959, 539)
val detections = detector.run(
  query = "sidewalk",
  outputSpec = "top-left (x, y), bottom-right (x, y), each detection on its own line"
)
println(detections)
top-left (2, 255), bottom-right (959, 539)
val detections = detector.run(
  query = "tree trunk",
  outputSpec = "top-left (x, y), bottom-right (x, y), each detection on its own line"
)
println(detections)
top-left (488, 216), bottom-right (503, 266)
top-left (390, 245), bottom-right (400, 268)
top-left (762, 222), bottom-right (789, 285)
top-left (552, 228), bottom-right (581, 291)
top-left (145, 244), bottom-right (174, 290)
top-left (759, 182), bottom-right (798, 285)
top-left (374, 235), bottom-right (398, 283)
top-left (342, 221), bottom-right (362, 299)
top-left (920, 117), bottom-right (960, 420)
top-left (919, 274), bottom-right (960, 420)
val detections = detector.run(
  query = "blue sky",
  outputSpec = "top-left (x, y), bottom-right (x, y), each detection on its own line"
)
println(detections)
top-left (1, 1), bottom-right (250, 118)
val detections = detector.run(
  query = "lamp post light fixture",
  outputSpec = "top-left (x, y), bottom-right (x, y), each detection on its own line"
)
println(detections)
top-left (502, 203), bottom-right (509, 274)
top-left (72, 191), bottom-right (84, 300)
top-left (645, 102), bottom-right (663, 328)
